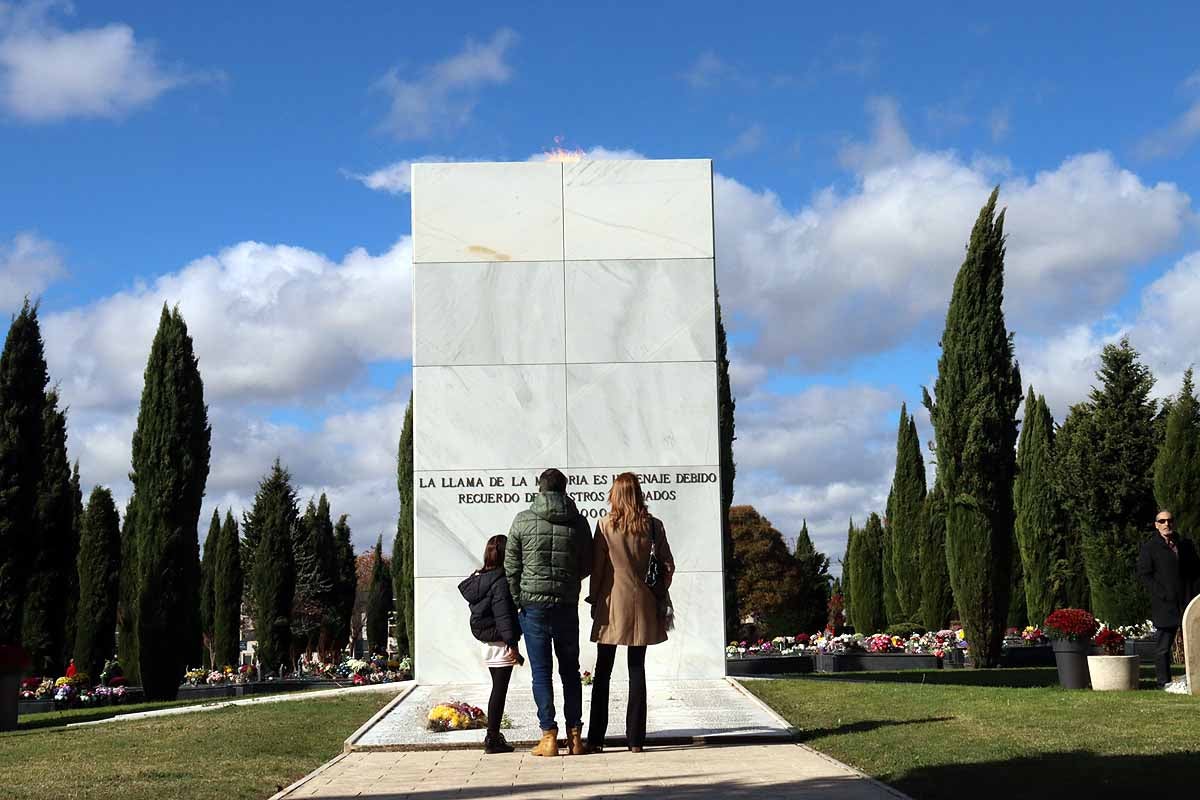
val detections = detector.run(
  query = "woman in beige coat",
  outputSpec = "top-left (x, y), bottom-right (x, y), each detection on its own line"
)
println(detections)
top-left (585, 472), bottom-right (675, 753)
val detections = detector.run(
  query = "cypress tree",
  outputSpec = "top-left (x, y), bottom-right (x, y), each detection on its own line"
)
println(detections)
top-left (332, 514), bottom-right (356, 657)
top-left (849, 513), bottom-right (886, 634)
top-left (1052, 405), bottom-right (1092, 609)
top-left (74, 487), bottom-right (121, 680)
top-left (212, 510), bottom-right (242, 668)
top-left (1007, 537), bottom-right (1027, 628)
top-left (391, 393), bottom-right (414, 659)
top-left (63, 462), bottom-right (82, 671)
top-left (23, 391), bottom-right (74, 675)
top-left (311, 494), bottom-right (338, 660)
top-left (129, 305), bottom-right (211, 699)
top-left (793, 520), bottom-right (831, 635)
top-left (366, 535), bottom-right (392, 655)
top-left (246, 460), bottom-right (297, 673)
top-left (1153, 368), bottom-right (1200, 540)
top-left (0, 300), bottom-right (48, 650)
top-left (923, 188), bottom-right (1022, 667)
top-left (890, 406), bottom-right (927, 621)
top-left (716, 293), bottom-right (738, 640)
top-left (1014, 388), bottom-right (1067, 625)
top-left (199, 509), bottom-right (220, 667)
top-left (840, 522), bottom-right (859, 628)
top-left (292, 496), bottom-right (337, 657)
top-left (881, 491), bottom-right (900, 625)
top-left (117, 499), bottom-right (139, 684)
top-left (1055, 339), bottom-right (1156, 624)
top-left (918, 481), bottom-right (953, 629)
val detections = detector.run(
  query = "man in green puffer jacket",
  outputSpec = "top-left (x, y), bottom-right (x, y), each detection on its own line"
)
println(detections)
top-left (504, 468), bottom-right (593, 756)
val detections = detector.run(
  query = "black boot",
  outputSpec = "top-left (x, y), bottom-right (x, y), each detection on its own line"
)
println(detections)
top-left (484, 732), bottom-right (514, 754)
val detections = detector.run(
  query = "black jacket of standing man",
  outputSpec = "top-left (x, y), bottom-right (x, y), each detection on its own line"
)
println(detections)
top-left (1136, 510), bottom-right (1200, 687)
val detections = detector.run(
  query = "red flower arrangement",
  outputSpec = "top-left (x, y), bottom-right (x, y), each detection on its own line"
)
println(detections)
top-left (1044, 608), bottom-right (1099, 642)
top-left (1093, 627), bottom-right (1126, 656)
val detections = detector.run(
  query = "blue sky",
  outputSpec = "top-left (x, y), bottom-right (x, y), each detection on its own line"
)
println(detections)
top-left (2, 1), bottom-right (1199, 562)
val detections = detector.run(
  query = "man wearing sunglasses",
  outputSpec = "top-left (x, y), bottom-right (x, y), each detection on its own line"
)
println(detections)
top-left (1137, 511), bottom-right (1200, 688)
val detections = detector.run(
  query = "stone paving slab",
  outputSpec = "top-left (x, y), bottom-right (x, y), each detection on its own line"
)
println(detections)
top-left (273, 743), bottom-right (909, 799)
top-left (350, 679), bottom-right (793, 751)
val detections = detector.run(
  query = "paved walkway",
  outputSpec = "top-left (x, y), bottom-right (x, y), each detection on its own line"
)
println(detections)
top-left (275, 743), bottom-right (907, 799)
top-left (351, 680), bottom-right (789, 750)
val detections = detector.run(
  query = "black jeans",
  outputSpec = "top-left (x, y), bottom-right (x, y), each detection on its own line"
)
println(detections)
top-left (1154, 626), bottom-right (1178, 686)
top-left (487, 666), bottom-right (512, 739)
top-left (587, 644), bottom-right (647, 748)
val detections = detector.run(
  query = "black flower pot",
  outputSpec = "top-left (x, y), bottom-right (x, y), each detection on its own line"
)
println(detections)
top-left (1052, 639), bottom-right (1091, 689)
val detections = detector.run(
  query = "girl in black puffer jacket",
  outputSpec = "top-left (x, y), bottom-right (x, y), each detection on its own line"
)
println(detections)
top-left (458, 534), bottom-right (522, 754)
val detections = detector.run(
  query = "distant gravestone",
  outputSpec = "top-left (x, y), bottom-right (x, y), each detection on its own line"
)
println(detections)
top-left (1185, 595), bottom-right (1200, 696)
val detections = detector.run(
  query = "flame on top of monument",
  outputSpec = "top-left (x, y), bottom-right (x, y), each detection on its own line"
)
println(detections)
top-left (543, 136), bottom-right (585, 163)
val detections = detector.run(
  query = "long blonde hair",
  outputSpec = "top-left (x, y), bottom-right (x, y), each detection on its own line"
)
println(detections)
top-left (608, 472), bottom-right (650, 536)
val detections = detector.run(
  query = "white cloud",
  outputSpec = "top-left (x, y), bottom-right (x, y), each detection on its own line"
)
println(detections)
top-left (1136, 72), bottom-right (1200, 159)
top-left (43, 237), bottom-right (413, 412)
top-left (374, 28), bottom-right (517, 140)
top-left (526, 145), bottom-right (644, 162)
top-left (716, 107), bottom-right (1191, 374)
top-left (344, 155), bottom-right (456, 195)
top-left (0, 1), bottom-right (196, 121)
top-left (1019, 250), bottom-right (1200, 423)
top-left (681, 51), bottom-right (736, 90)
top-left (724, 123), bottom-right (764, 158)
top-left (838, 96), bottom-right (914, 173)
top-left (989, 107), bottom-right (1011, 142)
top-left (0, 231), bottom-right (65, 305)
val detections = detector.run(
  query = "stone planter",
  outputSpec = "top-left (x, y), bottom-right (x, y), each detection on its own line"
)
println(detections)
top-left (1087, 654), bottom-right (1139, 691)
top-left (1052, 639), bottom-right (1091, 689)
top-left (813, 653), bottom-right (941, 673)
top-left (0, 672), bottom-right (18, 731)
top-left (725, 655), bottom-right (814, 677)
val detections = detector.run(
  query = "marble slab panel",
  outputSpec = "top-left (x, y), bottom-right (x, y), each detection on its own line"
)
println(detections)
top-left (565, 259), bottom-right (716, 363)
top-left (1185, 595), bottom-right (1199, 695)
top-left (412, 162), bottom-right (564, 264)
top-left (563, 160), bottom-right (714, 261)
top-left (414, 468), bottom-right (722, 578)
top-left (567, 362), bottom-right (719, 468)
top-left (415, 572), bottom-right (726, 685)
top-left (413, 365), bottom-right (566, 471)
top-left (413, 261), bottom-right (565, 366)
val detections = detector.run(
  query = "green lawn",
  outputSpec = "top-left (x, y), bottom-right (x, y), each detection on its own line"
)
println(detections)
top-left (0, 692), bottom-right (396, 800)
top-left (747, 668), bottom-right (1198, 800)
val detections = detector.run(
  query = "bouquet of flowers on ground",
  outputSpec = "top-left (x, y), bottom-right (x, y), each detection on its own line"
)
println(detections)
top-left (1021, 626), bottom-right (1047, 645)
top-left (184, 668), bottom-right (208, 686)
top-left (206, 670), bottom-right (226, 685)
top-left (427, 701), bottom-right (487, 732)
top-left (1094, 627), bottom-right (1126, 656)
top-left (1044, 608), bottom-right (1099, 642)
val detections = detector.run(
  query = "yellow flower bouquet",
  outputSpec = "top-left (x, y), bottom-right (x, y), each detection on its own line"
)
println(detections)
top-left (426, 701), bottom-right (487, 732)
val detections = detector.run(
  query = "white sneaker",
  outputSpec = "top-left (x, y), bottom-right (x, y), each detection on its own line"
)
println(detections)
top-left (1163, 678), bottom-right (1189, 694)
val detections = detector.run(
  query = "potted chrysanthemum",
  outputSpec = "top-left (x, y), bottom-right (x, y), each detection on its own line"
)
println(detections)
top-left (1045, 608), bottom-right (1098, 689)
top-left (1088, 628), bottom-right (1138, 691)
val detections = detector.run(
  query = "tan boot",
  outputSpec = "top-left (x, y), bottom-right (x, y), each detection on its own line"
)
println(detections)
top-left (531, 728), bottom-right (559, 757)
top-left (566, 726), bottom-right (586, 755)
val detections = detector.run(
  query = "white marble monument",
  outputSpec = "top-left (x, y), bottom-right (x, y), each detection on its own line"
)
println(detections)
top-left (411, 159), bottom-right (725, 684)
